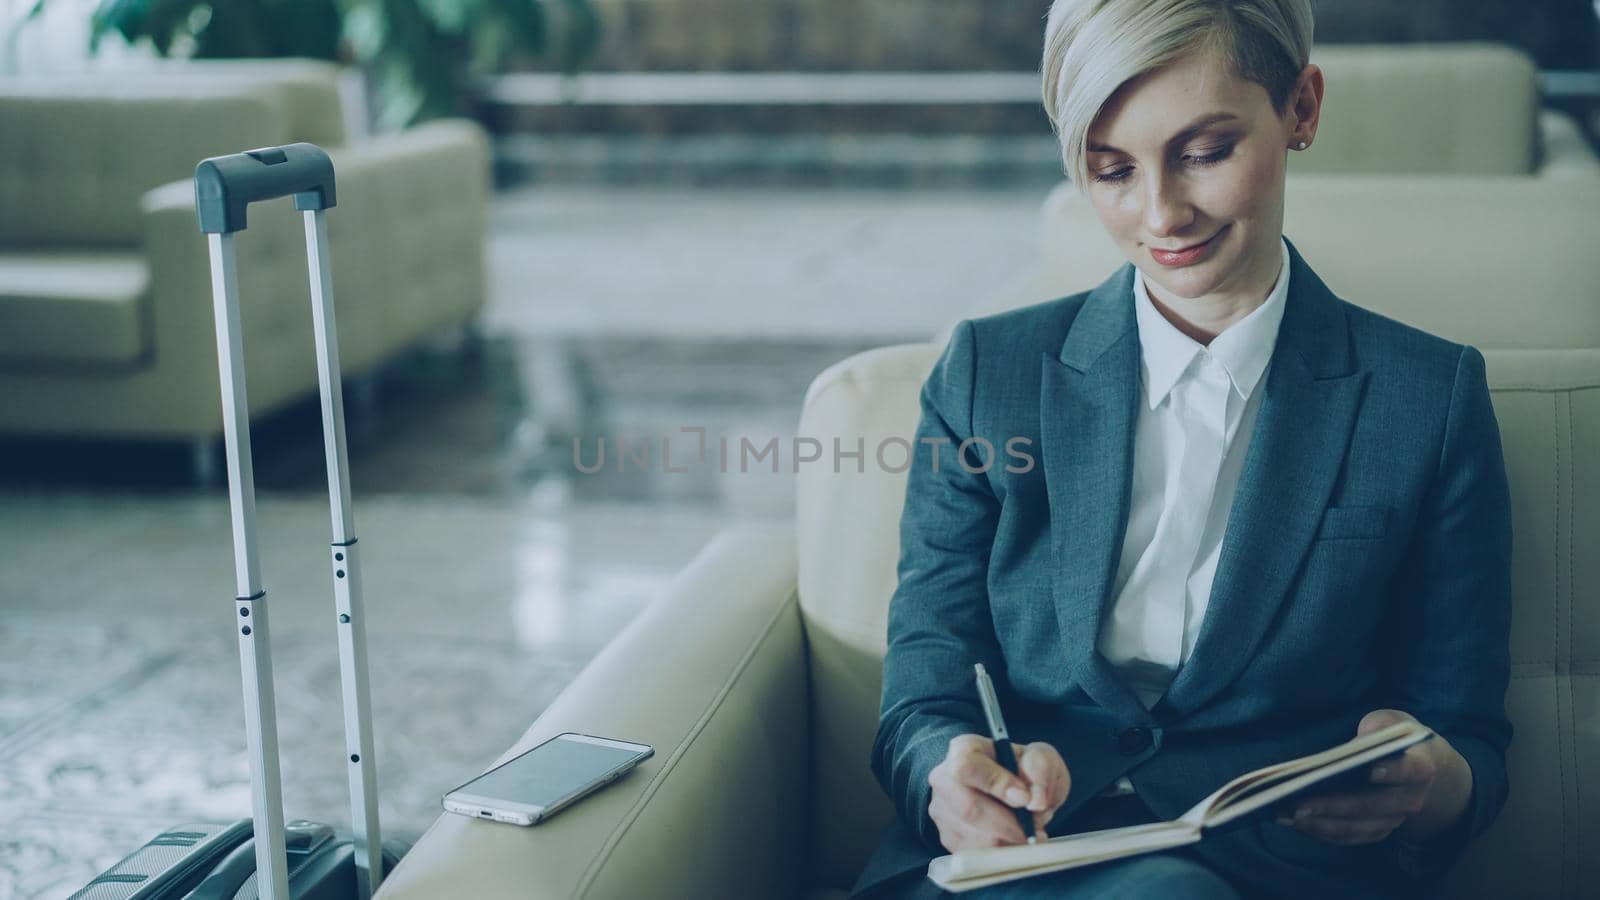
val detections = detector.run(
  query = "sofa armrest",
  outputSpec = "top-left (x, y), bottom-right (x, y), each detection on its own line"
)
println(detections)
top-left (957, 264), bottom-right (1078, 338)
top-left (1534, 109), bottom-right (1600, 179)
top-left (128, 118), bottom-right (491, 436)
top-left (324, 120), bottom-right (491, 370)
top-left (376, 522), bottom-right (810, 899)
top-left (138, 174), bottom-right (342, 434)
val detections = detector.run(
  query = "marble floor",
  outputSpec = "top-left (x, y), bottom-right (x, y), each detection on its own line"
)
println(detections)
top-left (484, 184), bottom-right (1044, 340)
top-left (0, 184), bottom-right (1044, 898)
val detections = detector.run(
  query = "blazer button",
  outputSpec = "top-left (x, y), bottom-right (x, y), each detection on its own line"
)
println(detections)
top-left (1117, 727), bottom-right (1152, 756)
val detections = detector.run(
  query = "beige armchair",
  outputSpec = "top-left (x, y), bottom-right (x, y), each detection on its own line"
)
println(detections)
top-left (372, 311), bottom-right (1599, 900)
top-left (372, 356), bottom-right (1599, 900)
top-left (0, 60), bottom-right (488, 460)
top-left (374, 42), bottom-right (1599, 898)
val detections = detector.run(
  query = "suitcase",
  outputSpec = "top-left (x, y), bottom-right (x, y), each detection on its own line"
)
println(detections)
top-left (69, 144), bottom-right (406, 900)
top-left (67, 820), bottom-right (408, 900)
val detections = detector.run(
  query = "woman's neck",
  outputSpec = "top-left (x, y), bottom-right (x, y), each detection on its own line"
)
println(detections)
top-left (1145, 288), bottom-right (1261, 346)
top-left (1144, 249), bottom-right (1282, 345)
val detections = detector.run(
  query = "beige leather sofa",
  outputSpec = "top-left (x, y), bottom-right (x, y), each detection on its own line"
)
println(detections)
top-left (374, 44), bottom-right (1598, 899)
top-left (373, 363), bottom-right (1599, 900)
top-left (0, 60), bottom-right (488, 451)
top-left (372, 323), bottom-right (1598, 900)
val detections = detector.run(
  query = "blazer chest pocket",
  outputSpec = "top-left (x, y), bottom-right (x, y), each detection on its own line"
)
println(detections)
top-left (1314, 504), bottom-right (1391, 541)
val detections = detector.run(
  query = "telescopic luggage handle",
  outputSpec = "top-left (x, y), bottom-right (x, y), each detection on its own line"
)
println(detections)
top-left (196, 142), bottom-right (337, 234)
top-left (195, 144), bottom-right (384, 900)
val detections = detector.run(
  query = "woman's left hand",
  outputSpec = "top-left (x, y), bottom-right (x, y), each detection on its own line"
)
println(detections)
top-left (1274, 709), bottom-right (1474, 846)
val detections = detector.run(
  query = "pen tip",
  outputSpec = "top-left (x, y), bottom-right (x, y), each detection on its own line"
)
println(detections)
top-left (1027, 836), bottom-right (1037, 845)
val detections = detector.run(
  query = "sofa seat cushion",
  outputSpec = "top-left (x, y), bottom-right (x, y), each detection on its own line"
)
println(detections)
top-left (0, 250), bottom-right (150, 367)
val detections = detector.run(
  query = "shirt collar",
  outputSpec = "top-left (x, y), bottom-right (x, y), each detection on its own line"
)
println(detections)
top-left (1133, 236), bottom-right (1291, 411)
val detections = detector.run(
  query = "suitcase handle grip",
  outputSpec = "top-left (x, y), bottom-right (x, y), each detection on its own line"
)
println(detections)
top-left (195, 142), bottom-right (336, 234)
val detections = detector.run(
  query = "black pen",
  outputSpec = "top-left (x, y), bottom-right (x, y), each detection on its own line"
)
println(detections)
top-left (974, 663), bottom-right (1037, 844)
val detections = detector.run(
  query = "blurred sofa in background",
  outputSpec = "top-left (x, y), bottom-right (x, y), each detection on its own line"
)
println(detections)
top-left (369, 42), bottom-right (1600, 899)
top-left (0, 59), bottom-right (488, 463)
top-left (979, 43), bottom-right (1600, 340)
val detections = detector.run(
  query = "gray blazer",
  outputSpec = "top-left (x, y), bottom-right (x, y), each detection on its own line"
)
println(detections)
top-left (851, 239), bottom-right (1513, 899)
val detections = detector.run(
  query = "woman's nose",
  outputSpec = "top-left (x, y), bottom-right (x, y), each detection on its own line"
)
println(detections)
top-left (1141, 173), bottom-right (1195, 239)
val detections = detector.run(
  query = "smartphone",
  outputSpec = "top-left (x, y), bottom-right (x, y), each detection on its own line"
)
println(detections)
top-left (1257, 740), bottom-right (1427, 831)
top-left (442, 732), bottom-right (654, 826)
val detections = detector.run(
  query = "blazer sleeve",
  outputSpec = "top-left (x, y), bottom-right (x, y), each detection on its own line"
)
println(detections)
top-left (1382, 344), bottom-right (1514, 878)
top-left (869, 319), bottom-right (1008, 853)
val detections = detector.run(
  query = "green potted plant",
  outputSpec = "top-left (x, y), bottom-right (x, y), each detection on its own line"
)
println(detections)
top-left (75, 0), bottom-right (600, 128)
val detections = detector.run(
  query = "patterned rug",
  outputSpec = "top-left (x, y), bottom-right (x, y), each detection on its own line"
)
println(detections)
top-left (0, 617), bottom-right (591, 899)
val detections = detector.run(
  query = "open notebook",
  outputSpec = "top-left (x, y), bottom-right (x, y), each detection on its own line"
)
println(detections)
top-left (927, 720), bottom-right (1433, 893)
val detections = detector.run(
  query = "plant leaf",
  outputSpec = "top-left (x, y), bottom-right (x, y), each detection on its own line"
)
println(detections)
top-left (414, 0), bottom-right (474, 36)
top-left (89, 0), bottom-right (149, 51)
top-left (556, 0), bottom-right (599, 73)
top-left (342, 1), bottom-right (387, 61)
top-left (492, 0), bottom-right (546, 53)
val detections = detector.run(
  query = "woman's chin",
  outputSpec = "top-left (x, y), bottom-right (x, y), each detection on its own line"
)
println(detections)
top-left (1146, 267), bottom-right (1224, 303)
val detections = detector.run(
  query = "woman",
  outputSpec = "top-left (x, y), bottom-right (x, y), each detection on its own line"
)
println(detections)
top-left (850, 1), bottom-right (1512, 898)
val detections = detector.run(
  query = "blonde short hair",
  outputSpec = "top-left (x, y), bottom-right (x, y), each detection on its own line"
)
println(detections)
top-left (1042, 0), bottom-right (1314, 190)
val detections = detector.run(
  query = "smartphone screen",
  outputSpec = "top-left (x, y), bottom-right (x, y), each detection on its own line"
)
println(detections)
top-left (452, 735), bottom-right (648, 812)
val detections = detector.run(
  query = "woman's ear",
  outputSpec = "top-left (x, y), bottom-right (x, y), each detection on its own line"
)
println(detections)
top-left (1287, 63), bottom-right (1324, 150)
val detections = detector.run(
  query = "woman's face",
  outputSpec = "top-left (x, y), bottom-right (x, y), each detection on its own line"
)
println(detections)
top-left (1083, 52), bottom-right (1319, 315)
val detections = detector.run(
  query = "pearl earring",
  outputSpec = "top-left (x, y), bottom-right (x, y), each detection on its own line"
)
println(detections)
top-left (1295, 141), bottom-right (1307, 150)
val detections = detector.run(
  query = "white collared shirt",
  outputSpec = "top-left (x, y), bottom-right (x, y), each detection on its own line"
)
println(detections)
top-left (1096, 237), bottom-right (1291, 710)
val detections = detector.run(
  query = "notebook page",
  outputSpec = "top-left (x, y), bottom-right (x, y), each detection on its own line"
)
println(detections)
top-left (928, 821), bottom-right (1200, 892)
top-left (1204, 727), bottom-right (1433, 829)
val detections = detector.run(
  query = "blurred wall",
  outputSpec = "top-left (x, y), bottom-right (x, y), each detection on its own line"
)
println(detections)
top-left (574, 0), bottom-right (1054, 71)
top-left (557, 0), bottom-right (1596, 72)
top-left (1318, 0), bottom-right (1597, 69)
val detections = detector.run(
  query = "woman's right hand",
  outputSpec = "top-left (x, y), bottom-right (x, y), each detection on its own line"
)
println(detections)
top-left (927, 734), bottom-right (1072, 851)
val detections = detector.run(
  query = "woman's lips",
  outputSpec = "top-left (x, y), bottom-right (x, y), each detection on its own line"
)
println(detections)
top-left (1149, 229), bottom-right (1223, 267)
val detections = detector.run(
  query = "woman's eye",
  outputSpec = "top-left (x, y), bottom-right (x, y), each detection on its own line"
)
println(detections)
top-left (1183, 145), bottom-right (1233, 167)
top-left (1089, 145), bottom-right (1233, 184)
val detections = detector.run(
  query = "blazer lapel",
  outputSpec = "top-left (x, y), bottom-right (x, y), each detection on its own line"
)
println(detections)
top-left (1039, 265), bottom-right (1154, 724)
top-left (1159, 239), bottom-right (1369, 717)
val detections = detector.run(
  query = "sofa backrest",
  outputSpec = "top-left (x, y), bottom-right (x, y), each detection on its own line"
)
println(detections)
top-left (0, 60), bottom-right (347, 248)
top-left (797, 335), bottom-right (1600, 896)
top-left (969, 176), bottom-right (1600, 350)
top-left (1292, 43), bottom-right (1540, 176)
top-left (1440, 350), bottom-right (1600, 898)
top-left (847, 155), bottom-right (1600, 892)
top-left (0, 84), bottom-right (288, 247)
top-left (110, 58), bottom-right (349, 148)
top-left (797, 342), bottom-right (938, 889)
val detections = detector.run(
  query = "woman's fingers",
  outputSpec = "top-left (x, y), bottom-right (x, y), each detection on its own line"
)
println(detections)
top-left (931, 734), bottom-right (1043, 850)
top-left (930, 783), bottom-right (1028, 848)
top-left (1274, 783), bottom-right (1425, 846)
top-left (1015, 741), bottom-right (1072, 814)
top-left (1308, 785), bottom-right (1428, 820)
top-left (1367, 744), bottom-right (1436, 788)
top-left (931, 735), bottom-right (1075, 849)
top-left (1288, 813), bottom-right (1408, 845)
top-left (950, 746), bottom-right (1030, 806)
